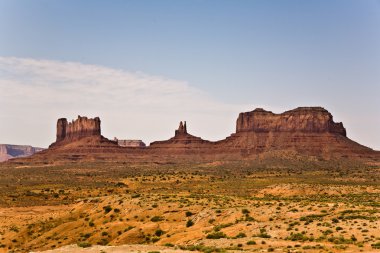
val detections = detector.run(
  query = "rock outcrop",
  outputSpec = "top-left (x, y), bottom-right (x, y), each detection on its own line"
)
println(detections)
top-left (236, 107), bottom-right (346, 136)
top-left (51, 116), bottom-right (101, 147)
top-left (150, 121), bottom-right (211, 149)
top-left (49, 116), bottom-right (116, 148)
top-left (216, 107), bottom-right (372, 158)
top-left (55, 116), bottom-right (101, 143)
top-left (175, 121), bottom-right (187, 136)
top-left (0, 144), bottom-right (44, 162)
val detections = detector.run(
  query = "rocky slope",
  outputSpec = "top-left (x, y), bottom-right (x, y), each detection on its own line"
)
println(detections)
top-left (0, 144), bottom-right (44, 162)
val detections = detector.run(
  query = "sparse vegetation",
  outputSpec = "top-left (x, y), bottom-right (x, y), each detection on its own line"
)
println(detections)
top-left (0, 160), bottom-right (379, 252)
top-left (186, 219), bottom-right (194, 227)
top-left (206, 231), bottom-right (227, 239)
top-left (150, 216), bottom-right (163, 222)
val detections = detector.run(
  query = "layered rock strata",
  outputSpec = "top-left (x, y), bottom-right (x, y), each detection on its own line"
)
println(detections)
top-left (216, 107), bottom-right (370, 158)
top-left (49, 116), bottom-right (116, 148)
top-left (236, 107), bottom-right (346, 136)
top-left (115, 138), bottom-right (146, 147)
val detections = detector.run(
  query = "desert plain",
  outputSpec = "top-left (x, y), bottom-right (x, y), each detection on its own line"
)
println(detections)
top-left (1, 107), bottom-right (380, 253)
top-left (0, 157), bottom-right (380, 253)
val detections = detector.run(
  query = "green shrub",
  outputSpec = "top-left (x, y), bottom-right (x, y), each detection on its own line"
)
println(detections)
top-left (300, 214), bottom-right (326, 222)
top-left (155, 229), bottom-right (165, 236)
top-left (206, 231), bottom-right (227, 239)
top-left (186, 220), bottom-right (194, 227)
top-left (286, 233), bottom-right (309, 242)
top-left (151, 236), bottom-right (160, 243)
top-left (256, 228), bottom-right (271, 238)
top-left (103, 205), bottom-right (112, 214)
top-left (234, 232), bottom-right (247, 238)
top-left (77, 242), bottom-right (92, 248)
top-left (213, 222), bottom-right (233, 231)
top-left (151, 216), bottom-right (163, 222)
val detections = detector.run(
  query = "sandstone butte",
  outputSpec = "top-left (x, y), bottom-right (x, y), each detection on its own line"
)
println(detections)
top-left (12, 107), bottom-right (380, 164)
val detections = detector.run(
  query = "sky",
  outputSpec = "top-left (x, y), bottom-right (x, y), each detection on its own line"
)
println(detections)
top-left (0, 0), bottom-right (379, 149)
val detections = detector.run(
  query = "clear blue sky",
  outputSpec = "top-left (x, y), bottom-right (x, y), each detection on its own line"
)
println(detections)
top-left (0, 0), bottom-right (379, 149)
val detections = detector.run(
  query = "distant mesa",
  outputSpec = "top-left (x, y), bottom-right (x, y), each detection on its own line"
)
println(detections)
top-left (14, 106), bottom-right (379, 163)
top-left (236, 107), bottom-right (346, 136)
top-left (114, 138), bottom-right (146, 148)
top-left (0, 144), bottom-right (44, 162)
top-left (218, 106), bottom-right (357, 156)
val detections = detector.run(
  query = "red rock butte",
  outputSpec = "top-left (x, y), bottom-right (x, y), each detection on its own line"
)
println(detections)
top-left (49, 116), bottom-right (115, 149)
top-left (17, 107), bottom-right (380, 163)
top-left (235, 107), bottom-right (346, 135)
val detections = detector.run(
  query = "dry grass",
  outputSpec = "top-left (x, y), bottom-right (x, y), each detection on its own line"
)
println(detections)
top-left (0, 159), bottom-right (380, 252)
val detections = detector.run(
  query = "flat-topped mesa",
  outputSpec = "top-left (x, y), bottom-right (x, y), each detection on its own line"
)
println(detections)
top-left (114, 138), bottom-right (146, 148)
top-left (236, 107), bottom-right (346, 136)
top-left (52, 116), bottom-right (102, 147)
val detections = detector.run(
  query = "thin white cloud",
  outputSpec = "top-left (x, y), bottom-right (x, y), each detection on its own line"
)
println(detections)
top-left (0, 57), bottom-right (258, 147)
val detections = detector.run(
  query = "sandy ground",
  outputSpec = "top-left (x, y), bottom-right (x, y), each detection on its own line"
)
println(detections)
top-left (31, 244), bottom-right (195, 253)
top-left (31, 243), bottom-right (380, 253)
top-left (0, 205), bottom-right (70, 227)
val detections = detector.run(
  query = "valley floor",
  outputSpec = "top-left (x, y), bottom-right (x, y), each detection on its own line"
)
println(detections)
top-left (0, 160), bottom-right (380, 253)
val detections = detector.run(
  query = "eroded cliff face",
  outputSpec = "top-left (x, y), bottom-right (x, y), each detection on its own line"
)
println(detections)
top-left (56, 118), bottom-right (68, 142)
top-left (175, 121), bottom-right (187, 136)
top-left (50, 116), bottom-right (104, 147)
top-left (56, 116), bottom-right (101, 141)
top-left (236, 107), bottom-right (346, 136)
top-left (150, 121), bottom-right (211, 148)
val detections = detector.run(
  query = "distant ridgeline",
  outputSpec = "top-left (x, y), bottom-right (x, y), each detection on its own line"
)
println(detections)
top-left (0, 144), bottom-right (44, 162)
top-left (114, 138), bottom-right (146, 147)
top-left (12, 107), bottom-right (380, 163)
